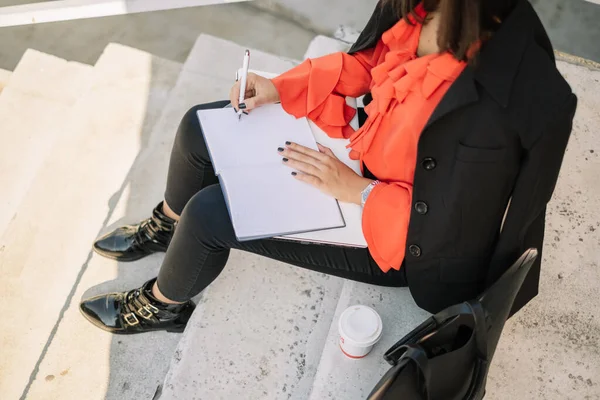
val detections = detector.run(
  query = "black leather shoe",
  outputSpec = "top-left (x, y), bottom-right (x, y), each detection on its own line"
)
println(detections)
top-left (79, 278), bottom-right (195, 334)
top-left (93, 202), bottom-right (177, 262)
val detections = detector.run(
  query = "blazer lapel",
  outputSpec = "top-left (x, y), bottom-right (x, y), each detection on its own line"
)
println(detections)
top-left (425, 67), bottom-right (479, 130)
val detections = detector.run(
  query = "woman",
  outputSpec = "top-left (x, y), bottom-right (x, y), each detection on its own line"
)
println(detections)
top-left (80, 0), bottom-right (576, 334)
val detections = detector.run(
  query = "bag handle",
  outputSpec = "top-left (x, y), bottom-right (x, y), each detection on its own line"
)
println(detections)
top-left (462, 301), bottom-right (490, 400)
top-left (393, 344), bottom-right (432, 400)
top-left (384, 303), bottom-right (474, 365)
top-left (467, 301), bottom-right (488, 361)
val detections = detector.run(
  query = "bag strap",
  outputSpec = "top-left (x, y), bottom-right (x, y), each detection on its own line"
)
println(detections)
top-left (462, 301), bottom-right (491, 400)
top-left (383, 301), bottom-right (491, 400)
top-left (467, 301), bottom-right (489, 361)
top-left (432, 302), bottom-right (474, 324)
top-left (384, 302), bottom-right (474, 365)
top-left (393, 344), bottom-right (432, 400)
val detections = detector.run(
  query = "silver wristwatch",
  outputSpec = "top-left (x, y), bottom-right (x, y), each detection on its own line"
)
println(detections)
top-left (361, 180), bottom-right (380, 207)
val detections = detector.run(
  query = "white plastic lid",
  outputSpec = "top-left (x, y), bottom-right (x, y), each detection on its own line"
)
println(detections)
top-left (338, 305), bottom-right (383, 347)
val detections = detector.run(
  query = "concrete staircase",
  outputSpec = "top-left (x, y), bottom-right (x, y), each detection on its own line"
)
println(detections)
top-left (0, 42), bottom-right (181, 400)
top-left (0, 33), bottom-right (598, 400)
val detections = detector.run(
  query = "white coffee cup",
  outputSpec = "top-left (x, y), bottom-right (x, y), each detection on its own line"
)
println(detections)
top-left (338, 305), bottom-right (383, 359)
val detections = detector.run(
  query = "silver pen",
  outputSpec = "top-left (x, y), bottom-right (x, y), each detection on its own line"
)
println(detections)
top-left (237, 50), bottom-right (250, 121)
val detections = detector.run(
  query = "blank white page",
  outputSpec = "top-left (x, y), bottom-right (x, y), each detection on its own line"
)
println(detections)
top-left (220, 163), bottom-right (345, 241)
top-left (197, 104), bottom-right (318, 174)
top-left (281, 121), bottom-right (367, 247)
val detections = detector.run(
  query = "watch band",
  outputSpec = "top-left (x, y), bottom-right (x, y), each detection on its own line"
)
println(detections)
top-left (361, 180), bottom-right (380, 207)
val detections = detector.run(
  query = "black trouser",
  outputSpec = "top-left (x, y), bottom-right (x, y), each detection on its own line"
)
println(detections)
top-left (157, 101), bottom-right (407, 302)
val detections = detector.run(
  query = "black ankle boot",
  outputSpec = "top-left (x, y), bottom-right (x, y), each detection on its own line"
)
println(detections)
top-left (79, 278), bottom-right (195, 334)
top-left (93, 202), bottom-right (176, 262)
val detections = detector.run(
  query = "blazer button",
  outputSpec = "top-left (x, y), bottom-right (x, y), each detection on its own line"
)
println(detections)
top-left (422, 157), bottom-right (437, 170)
top-left (408, 244), bottom-right (422, 257)
top-left (414, 201), bottom-right (428, 215)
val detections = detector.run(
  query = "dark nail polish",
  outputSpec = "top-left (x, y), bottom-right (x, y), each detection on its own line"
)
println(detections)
top-left (239, 103), bottom-right (247, 109)
top-left (277, 147), bottom-right (284, 152)
top-left (285, 141), bottom-right (291, 145)
top-left (282, 158), bottom-right (288, 162)
top-left (291, 172), bottom-right (297, 176)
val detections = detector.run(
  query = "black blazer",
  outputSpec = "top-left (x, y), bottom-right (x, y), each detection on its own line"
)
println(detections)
top-left (350, 0), bottom-right (577, 315)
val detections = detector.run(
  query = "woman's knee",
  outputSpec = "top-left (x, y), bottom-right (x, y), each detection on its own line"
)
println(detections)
top-left (174, 101), bottom-right (230, 161)
top-left (173, 106), bottom-right (209, 160)
top-left (178, 185), bottom-right (236, 247)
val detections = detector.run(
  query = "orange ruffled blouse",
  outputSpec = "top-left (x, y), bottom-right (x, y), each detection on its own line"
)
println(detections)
top-left (271, 4), bottom-right (467, 272)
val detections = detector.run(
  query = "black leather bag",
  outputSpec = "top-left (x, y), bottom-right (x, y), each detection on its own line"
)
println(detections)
top-left (367, 249), bottom-right (539, 400)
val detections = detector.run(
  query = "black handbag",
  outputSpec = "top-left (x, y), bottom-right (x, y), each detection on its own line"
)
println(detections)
top-left (367, 249), bottom-right (539, 400)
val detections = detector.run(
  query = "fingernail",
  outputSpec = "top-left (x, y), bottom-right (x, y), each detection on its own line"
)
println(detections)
top-left (277, 147), bottom-right (284, 152)
top-left (285, 141), bottom-right (291, 145)
top-left (282, 158), bottom-right (288, 162)
top-left (291, 172), bottom-right (297, 176)
top-left (239, 103), bottom-right (246, 109)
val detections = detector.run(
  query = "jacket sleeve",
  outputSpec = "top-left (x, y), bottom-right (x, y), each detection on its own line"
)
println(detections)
top-left (486, 93), bottom-right (577, 317)
top-left (361, 180), bottom-right (413, 272)
top-left (270, 44), bottom-right (382, 139)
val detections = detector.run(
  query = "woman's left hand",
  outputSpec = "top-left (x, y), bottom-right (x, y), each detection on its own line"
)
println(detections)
top-left (279, 142), bottom-right (374, 205)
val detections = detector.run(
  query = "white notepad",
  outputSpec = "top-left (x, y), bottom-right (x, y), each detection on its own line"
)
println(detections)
top-left (280, 120), bottom-right (367, 247)
top-left (197, 104), bottom-right (345, 241)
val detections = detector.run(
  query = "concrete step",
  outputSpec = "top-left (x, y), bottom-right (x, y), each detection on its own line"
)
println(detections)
top-left (0, 50), bottom-right (93, 238)
top-left (308, 283), bottom-right (428, 400)
top-left (302, 34), bottom-right (351, 60)
top-left (0, 67), bottom-right (10, 93)
top-left (0, 43), bottom-right (180, 400)
top-left (154, 35), bottom-right (350, 400)
top-left (182, 34), bottom-right (299, 81)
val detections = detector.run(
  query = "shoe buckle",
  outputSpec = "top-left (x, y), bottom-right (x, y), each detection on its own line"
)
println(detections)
top-left (138, 304), bottom-right (158, 320)
top-left (146, 304), bottom-right (159, 314)
top-left (123, 312), bottom-right (140, 326)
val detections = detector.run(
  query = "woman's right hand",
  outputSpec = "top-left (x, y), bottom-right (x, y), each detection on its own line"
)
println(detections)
top-left (229, 73), bottom-right (281, 112)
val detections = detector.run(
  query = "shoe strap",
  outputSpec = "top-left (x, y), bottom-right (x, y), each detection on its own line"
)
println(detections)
top-left (122, 285), bottom-right (184, 327)
top-left (151, 202), bottom-right (177, 232)
top-left (122, 290), bottom-right (156, 326)
top-left (132, 203), bottom-right (177, 249)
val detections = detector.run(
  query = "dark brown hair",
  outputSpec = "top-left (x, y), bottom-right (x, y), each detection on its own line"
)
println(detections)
top-left (383, 0), bottom-right (517, 61)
